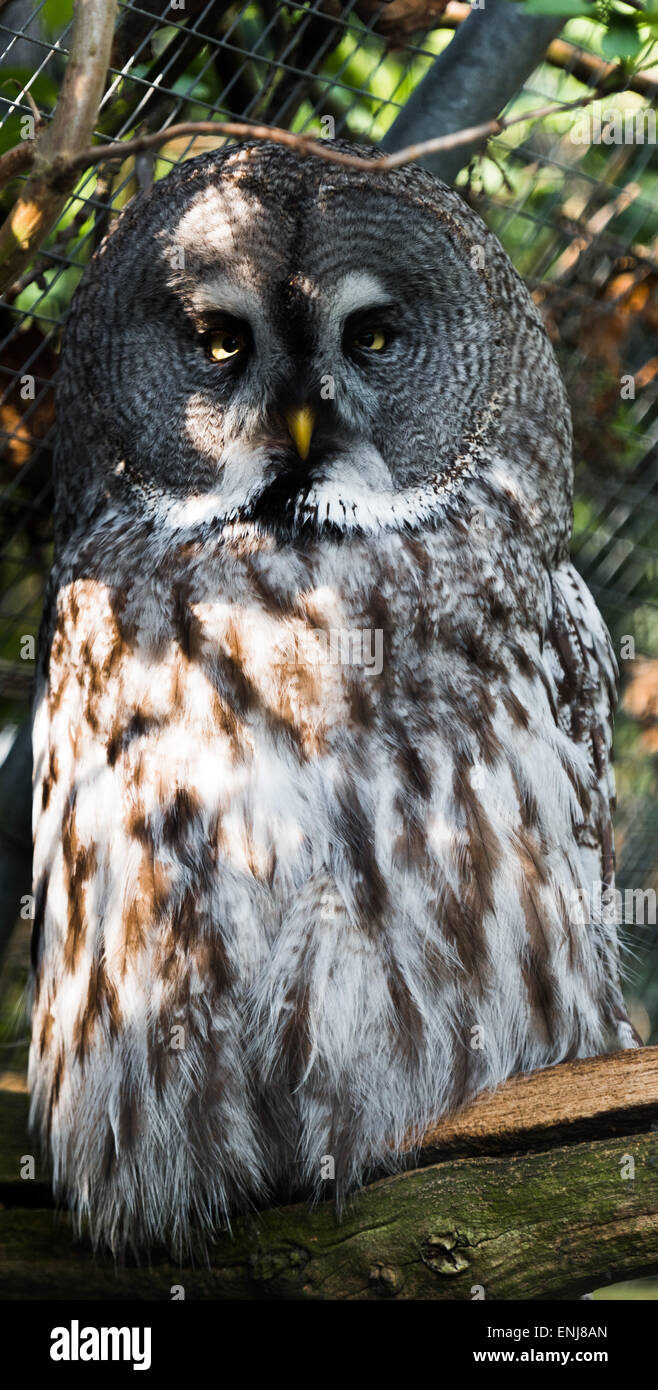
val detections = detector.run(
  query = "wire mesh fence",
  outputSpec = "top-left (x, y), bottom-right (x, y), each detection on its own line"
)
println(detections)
top-left (0, 1), bottom-right (657, 1030)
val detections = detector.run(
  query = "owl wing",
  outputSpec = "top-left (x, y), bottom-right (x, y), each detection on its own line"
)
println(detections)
top-left (546, 560), bottom-right (638, 1049)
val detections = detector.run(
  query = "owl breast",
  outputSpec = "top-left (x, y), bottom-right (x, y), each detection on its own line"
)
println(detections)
top-left (28, 514), bottom-right (631, 1249)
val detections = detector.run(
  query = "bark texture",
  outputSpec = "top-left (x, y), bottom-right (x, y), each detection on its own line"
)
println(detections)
top-left (1, 1047), bottom-right (657, 1300)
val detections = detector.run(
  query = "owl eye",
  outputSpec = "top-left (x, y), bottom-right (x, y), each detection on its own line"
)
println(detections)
top-left (350, 327), bottom-right (387, 353)
top-left (207, 330), bottom-right (245, 362)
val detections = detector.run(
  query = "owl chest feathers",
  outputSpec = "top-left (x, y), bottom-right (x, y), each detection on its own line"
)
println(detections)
top-left (35, 522), bottom-right (592, 989)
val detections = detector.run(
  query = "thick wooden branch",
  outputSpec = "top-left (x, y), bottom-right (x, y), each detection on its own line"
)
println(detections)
top-left (437, 5), bottom-right (658, 100)
top-left (419, 1044), bottom-right (658, 1159)
top-left (381, 0), bottom-right (565, 181)
top-left (1, 1047), bottom-right (657, 1300)
top-left (0, 0), bottom-right (118, 295)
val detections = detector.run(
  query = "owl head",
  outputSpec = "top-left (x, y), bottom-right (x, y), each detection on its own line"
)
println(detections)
top-left (56, 141), bottom-right (571, 555)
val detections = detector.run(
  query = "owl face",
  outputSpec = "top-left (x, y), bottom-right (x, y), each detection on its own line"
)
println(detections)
top-left (59, 141), bottom-right (566, 542)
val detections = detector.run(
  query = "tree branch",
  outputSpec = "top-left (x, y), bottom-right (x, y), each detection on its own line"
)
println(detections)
top-left (419, 1043), bottom-right (658, 1159)
top-left (381, 0), bottom-right (566, 182)
top-left (0, 0), bottom-right (118, 296)
top-left (546, 35), bottom-right (658, 99)
top-left (0, 91), bottom-right (606, 202)
top-left (1, 1047), bottom-right (657, 1298)
top-left (438, 6), bottom-right (658, 100)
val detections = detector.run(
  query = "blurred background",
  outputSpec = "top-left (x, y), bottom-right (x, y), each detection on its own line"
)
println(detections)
top-left (0, 1), bottom-right (656, 1279)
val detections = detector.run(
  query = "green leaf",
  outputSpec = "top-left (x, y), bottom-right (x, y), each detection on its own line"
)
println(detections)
top-left (601, 18), bottom-right (643, 60)
top-left (518, 0), bottom-right (596, 15)
top-left (41, 0), bottom-right (74, 39)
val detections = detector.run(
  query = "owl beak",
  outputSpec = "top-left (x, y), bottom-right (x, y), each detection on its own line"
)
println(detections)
top-left (285, 405), bottom-right (316, 461)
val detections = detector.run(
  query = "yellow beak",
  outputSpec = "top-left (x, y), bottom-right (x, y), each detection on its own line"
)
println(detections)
top-left (285, 405), bottom-right (316, 461)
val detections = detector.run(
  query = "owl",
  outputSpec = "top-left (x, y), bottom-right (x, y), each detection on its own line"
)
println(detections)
top-left (29, 141), bottom-right (637, 1253)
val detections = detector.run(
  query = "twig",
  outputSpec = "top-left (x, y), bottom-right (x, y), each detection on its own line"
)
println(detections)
top-left (0, 141), bottom-right (37, 186)
top-left (0, 91), bottom-right (608, 198)
top-left (547, 35), bottom-right (658, 99)
top-left (0, 78), bottom-right (43, 128)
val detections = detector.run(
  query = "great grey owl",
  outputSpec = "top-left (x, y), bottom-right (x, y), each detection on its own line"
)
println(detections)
top-left (29, 141), bottom-right (637, 1252)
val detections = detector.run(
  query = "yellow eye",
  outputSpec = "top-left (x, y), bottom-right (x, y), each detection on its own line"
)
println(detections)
top-left (352, 327), bottom-right (387, 352)
top-left (208, 331), bottom-right (243, 361)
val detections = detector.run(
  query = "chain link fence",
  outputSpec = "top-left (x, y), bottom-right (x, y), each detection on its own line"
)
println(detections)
top-left (0, 0), bottom-right (657, 1033)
